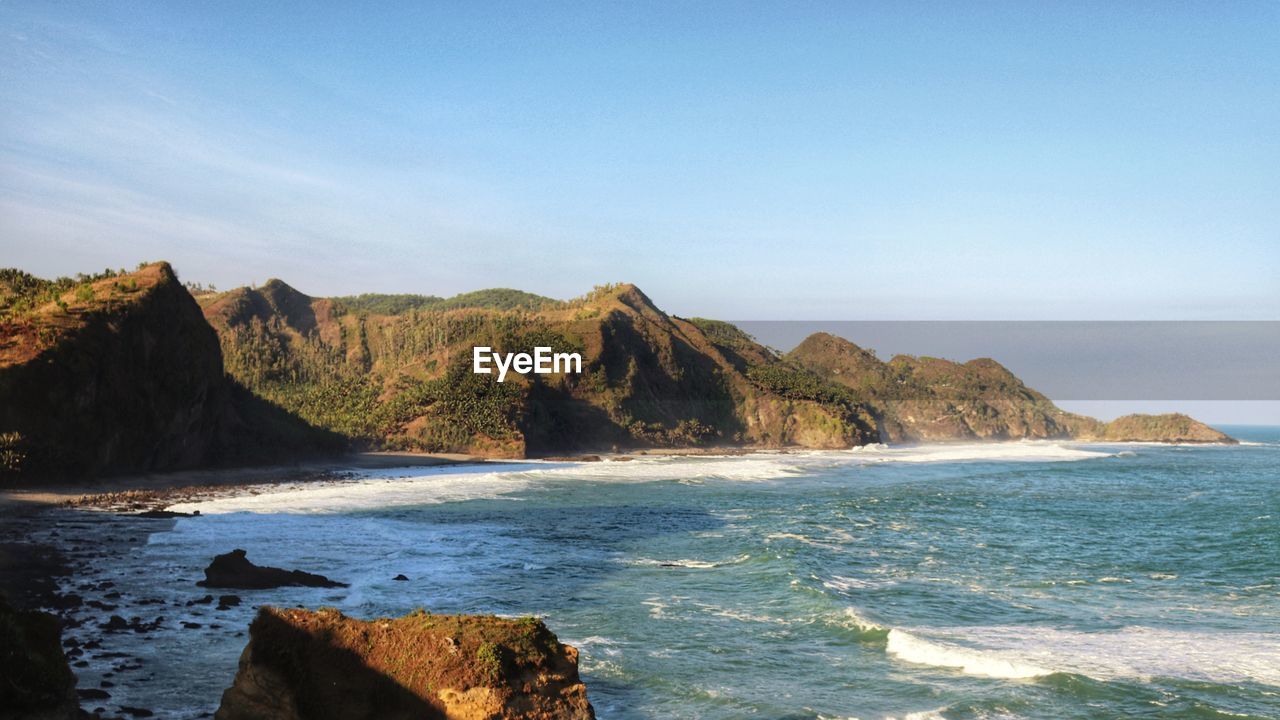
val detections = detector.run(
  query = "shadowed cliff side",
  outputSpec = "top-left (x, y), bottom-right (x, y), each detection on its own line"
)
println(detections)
top-left (0, 263), bottom-right (341, 482)
top-left (215, 607), bottom-right (594, 720)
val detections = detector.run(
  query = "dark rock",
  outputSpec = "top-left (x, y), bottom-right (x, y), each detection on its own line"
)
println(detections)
top-left (136, 509), bottom-right (193, 518)
top-left (197, 550), bottom-right (347, 589)
top-left (392, 574), bottom-right (408, 581)
top-left (101, 615), bottom-right (130, 631)
top-left (0, 582), bottom-right (78, 720)
top-left (78, 688), bottom-right (111, 700)
top-left (119, 707), bottom-right (154, 718)
top-left (218, 595), bottom-right (241, 607)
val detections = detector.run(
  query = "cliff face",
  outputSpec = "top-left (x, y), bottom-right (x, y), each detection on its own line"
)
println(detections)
top-left (788, 332), bottom-right (1087, 442)
top-left (788, 332), bottom-right (1233, 444)
top-left (0, 264), bottom-right (340, 481)
top-left (0, 261), bottom-right (1235, 475)
top-left (0, 264), bottom-right (230, 478)
top-left (201, 281), bottom-right (877, 456)
top-left (215, 607), bottom-right (594, 720)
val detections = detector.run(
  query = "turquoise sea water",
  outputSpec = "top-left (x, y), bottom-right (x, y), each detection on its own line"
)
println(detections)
top-left (59, 430), bottom-right (1280, 719)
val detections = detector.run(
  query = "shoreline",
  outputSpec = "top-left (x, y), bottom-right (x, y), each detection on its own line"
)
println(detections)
top-left (0, 451), bottom-right (487, 513)
top-left (0, 438), bottom-right (1266, 718)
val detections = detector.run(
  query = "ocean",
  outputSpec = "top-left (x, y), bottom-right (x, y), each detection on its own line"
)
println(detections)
top-left (53, 429), bottom-right (1280, 719)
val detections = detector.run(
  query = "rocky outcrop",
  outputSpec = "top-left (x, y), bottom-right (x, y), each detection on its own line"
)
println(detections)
top-left (215, 607), bottom-right (593, 720)
top-left (788, 332), bottom-right (1086, 442)
top-left (0, 263), bottom-right (342, 482)
top-left (198, 550), bottom-right (347, 589)
top-left (0, 595), bottom-right (78, 720)
top-left (788, 332), bottom-right (1234, 444)
top-left (1092, 413), bottom-right (1237, 443)
top-left (0, 264), bottom-right (230, 479)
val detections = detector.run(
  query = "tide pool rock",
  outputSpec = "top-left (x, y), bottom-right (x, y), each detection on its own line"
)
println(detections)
top-left (215, 607), bottom-right (593, 720)
top-left (197, 550), bottom-right (347, 590)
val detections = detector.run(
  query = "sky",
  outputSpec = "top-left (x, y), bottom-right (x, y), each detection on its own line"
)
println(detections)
top-left (2, 1), bottom-right (1277, 322)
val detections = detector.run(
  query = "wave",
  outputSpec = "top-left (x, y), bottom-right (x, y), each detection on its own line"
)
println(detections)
top-left (166, 463), bottom-right (541, 514)
top-left (170, 441), bottom-right (1117, 514)
top-left (885, 629), bottom-right (1052, 679)
top-left (625, 554), bottom-right (751, 569)
top-left (843, 441), bottom-right (1115, 464)
top-left (868, 619), bottom-right (1280, 686)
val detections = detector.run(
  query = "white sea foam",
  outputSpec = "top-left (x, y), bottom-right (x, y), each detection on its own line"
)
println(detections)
top-left (843, 441), bottom-right (1115, 464)
top-left (169, 441), bottom-right (1119, 514)
top-left (165, 463), bottom-right (541, 514)
top-left (885, 629), bottom-right (1052, 679)
top-left (883, 623), bottom-right (1280, 685)
top-left (626, 554), bottom-right (750, 569)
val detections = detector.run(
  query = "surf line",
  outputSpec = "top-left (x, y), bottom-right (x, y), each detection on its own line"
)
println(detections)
top-left (473, 346), bottom-right (583, 382)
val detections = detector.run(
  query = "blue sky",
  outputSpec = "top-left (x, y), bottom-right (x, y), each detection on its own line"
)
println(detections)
top-left (2, 1), bottom-right (1277, 321)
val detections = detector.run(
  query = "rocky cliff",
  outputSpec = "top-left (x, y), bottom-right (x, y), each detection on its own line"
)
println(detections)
top-left (1090, 413), bottom-right (1236, 443)
top-left (200, 281), bottom-right (878, 456)
top-left (0, 595), bottom-right (78, 720)
top-left (215, 607), bottom-right (594, 720)
top-left (0, 262), bottom-right (1235, 478)
top-left (0, 263), bottom-right (339, 481)
top-left (788, 332), bottom-right (1234, 444)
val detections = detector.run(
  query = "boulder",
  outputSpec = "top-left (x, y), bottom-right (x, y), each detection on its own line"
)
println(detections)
top-left (0, 595), bottom-right (78, 720)
top-left (197, 550), bottom-right (347, 590)
top-left (215, 607), bottom-right (593, 720)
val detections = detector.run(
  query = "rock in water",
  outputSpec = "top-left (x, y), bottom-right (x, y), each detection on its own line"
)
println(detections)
top-left (197, 550), bottom-right (348, 589)
top-left (215, 607), bottom-right (594, 720)
top-left (0, 596), bottom-right (78, 719)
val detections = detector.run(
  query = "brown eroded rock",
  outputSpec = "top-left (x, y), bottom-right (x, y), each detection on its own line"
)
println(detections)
top-left (215, 606), bottom-right (594, 720)
top-left (197, 550), bottom-right (347, 590)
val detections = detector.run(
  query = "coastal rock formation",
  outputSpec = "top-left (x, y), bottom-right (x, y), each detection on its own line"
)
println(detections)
top-left (198, 550), bottom-right (347, 589)
top-left (1092, 413), bottom-right (1237, 443)
top-left (0, 263), bottom-right (229, 479)
top-left (0, 263), bottom-right (340, 482)
top-left (1, 261), bottom-right (1235, 477)
top-left (200, 279), bottom-right (878, 456)
top-left (0, 595), bottom-right (78, 720)
top-left (788, 332), bottom-right (1092, 442)
top-left (788, 332), bottom-right (1235, 444)
top-left (215, 607), bottom-right (594, 720)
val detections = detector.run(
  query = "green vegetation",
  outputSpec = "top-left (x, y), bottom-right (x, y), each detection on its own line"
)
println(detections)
top-left (0, 432), bottom-right (24, 474)
top-left (687, 317), bottom-right (759, 351)
top-left (333, 288), bottom-right (560, 316)
top-left (475, 641), bottom-right (504, 682)
top-left (746, 363), bottom-right (861, 408)
top-left (0, 267), bottom-right (128, 319)
top-left (332, 293), bottom-right (444, 315)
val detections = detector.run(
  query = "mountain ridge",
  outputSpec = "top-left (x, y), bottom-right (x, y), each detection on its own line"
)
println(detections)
top-left (0, 262), bottom-right (1236, 481)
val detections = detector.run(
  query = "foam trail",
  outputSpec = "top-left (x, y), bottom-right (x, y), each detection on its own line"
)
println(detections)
top-left (843, 441), bottom-right (1115, 464)
top-left (170, 442), bottom-right (1116, 514)
top-left (883, 623), bottom-right (1280, 685)
top-left (885, 629), bottom-right (1051, 679)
